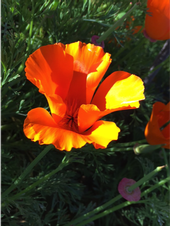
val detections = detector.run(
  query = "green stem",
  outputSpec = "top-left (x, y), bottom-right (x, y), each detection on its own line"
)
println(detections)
top-left (2, 144), bottom-right (54, 200)
top-left (97, 2), bottom-right (140, 43)
top-left (113, 38), bottom-right (146, 68)
top-left (64, 165), bottom-right (165, 226)
top-left (104, 140), bottom-right (147, 153)
top-left (2, 153), bottom-right (71, 207)
top-left (128, 165), bottom-right (165, 192)
top-left (1, 60), bottom-right (7, 75)
top-left (75, 200), bottom-right (146, 226)
top-left (162, 148), bottom-right (170, 189)
top-left (26, 0), bottom-right (34, 53)
top-left (64, 195), bottom-right (122, 226)
top-left (75, 176), bottom-right (169, 226)
top-left (140, 176), bottom-right (170, 197)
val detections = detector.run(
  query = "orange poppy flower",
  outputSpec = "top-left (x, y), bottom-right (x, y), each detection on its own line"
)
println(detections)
top-left (24, 41), bottom-right (145, 151)
top-left (144, 0), bottom-right (170, 41)
top-left (145, 102), bottom-right (170, 149)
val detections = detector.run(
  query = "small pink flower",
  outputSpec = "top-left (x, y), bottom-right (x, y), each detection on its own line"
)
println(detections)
top-left (118, 178), bottom-right (141, 201)
top-left (91, 35), bottom-right (105, 48)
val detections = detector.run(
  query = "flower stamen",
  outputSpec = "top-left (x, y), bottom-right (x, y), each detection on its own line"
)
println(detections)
top-left (59, 100), bottom-right (79, 132)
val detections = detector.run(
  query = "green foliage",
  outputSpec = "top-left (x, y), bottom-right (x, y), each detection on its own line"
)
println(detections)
top-left (1, 0), bottom-right (169, 225)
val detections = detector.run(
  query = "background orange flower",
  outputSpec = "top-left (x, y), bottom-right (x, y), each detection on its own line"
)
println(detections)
top-left (144, 0), bottom-right (170, 41)
top-left (24, 41), bottom-right (145, 151)
top-left (145, 102), bottom-right (170, 149)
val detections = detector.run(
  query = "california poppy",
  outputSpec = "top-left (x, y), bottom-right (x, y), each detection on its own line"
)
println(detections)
top-left (118, 178), bottom-right (141, 202)
top-left (144, 0), bottom-right (170, 41)
top-left (145, 102), bottom-right (170, 149)
top-left (24, 41), bottom-right (145, 151)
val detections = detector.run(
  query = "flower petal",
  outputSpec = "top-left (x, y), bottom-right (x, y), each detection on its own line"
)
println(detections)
top-left (86, 52), bottom-right (112, 103)
top-left (92, 71), bottom-right (145, 111)
top-left (24, 109), bottom-right (120, 151)
top-left (45, 94), bottom-right (66, 122)
top-left (78, 104), bottom-right (113, 133)
top-left (25, 44), bottom-right (73, 100)
top-left (145, 0), bottom-right (170, 40)
top-left (65, 71), bottom-right (87, 106)
top-left (145, 102), bottom-right (170, 149)
top-left (61, 41), bottom-right (112, 103)
top-left (24, 108), bottom-right (90, 151)
top-left (157, 102), bottom-right (170, 140)
top-left (84, 120), bottom-right (121, 149)
top-left (24, 108), bottom-right (58, 143)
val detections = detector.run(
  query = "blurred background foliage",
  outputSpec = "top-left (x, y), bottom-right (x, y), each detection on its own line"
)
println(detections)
top-left (1, 0), bottom-right (170, 225)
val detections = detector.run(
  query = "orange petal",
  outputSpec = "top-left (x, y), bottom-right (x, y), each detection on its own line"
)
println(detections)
top-left (24, 108), bottom-right (90, 151)
top-left (25, 44), bottom-right (73, 100)
top-left (145, 0), bottom-right (170, 40)
top-left (92, 71), bottom-right (145, 111)
top-left (78, 104), bottom-right (114, 133)
top-left (65, 71), bottom-right (87, 106)
top-left (24, 108), bottom-right (120, 151)
top-left (156, 102), bottom-right (170, 128)
top-left (84, 120), bottom-right (121, 149)
top-left (86, 52), bottom-right (112, 103)
top-left (24, 108), bottom-right (58, 143)
top-left (44, 94), bottom-right (66, 122)
top-left (48, 129), bottom-right (89, 151)
top-left (144, 102), bottom-right (170, 149)
top-left (78, 104), bottom-right (103, 133)
top-left (60, 41), bottom-right (112, 103)
top-left (158, 102), bottom-right (170, 140)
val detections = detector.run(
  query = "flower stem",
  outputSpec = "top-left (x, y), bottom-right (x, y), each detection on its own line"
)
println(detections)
top-left (64, 165), bottom-right (166, 226)
top-left (74, 175), bottom-right (169, 226)
top-left (75, 200), bottom-right (147, 226)
top-left (140, 176), bottom-right (170, 197)
top-left (2, 152), bottom-right (72, 207)
top-left (26, 0), bottom-right (34, 54)
top-left (128, 165), bottom-right (166, 192)
top-left (113, 38), bottom-right (145, 68)
top-left (97, 2), bottom-right (140, 43)
top-left (2, 144), bottom-right (54, 200)
top-left (162, 148), bottom-right (170, 189)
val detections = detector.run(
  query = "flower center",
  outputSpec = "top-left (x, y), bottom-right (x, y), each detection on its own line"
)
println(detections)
top-left (64, 110), bottom-right (78, 131)
top-left (125, 186), bottom-right (133, 194)
top-left (59, 100), bottom-right (79, 132)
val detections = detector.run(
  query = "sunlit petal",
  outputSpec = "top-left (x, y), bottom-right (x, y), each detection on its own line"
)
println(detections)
top-left (62, 41), bottom-right (112, 103)
top-left (25, 44), bottom-right (73, 100)
top-left (45, 94), bottom-right (66, 122)
top-left (78, 104), bottom-right (114, 133)
top-left (24, 108), bottom-right (90, 151)
top-left (84, 120), bottom-right (121, 149)
top-left (24, 108), bottom-right (58, 143)
top-left (92, 71), bottom-right (145, 111)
